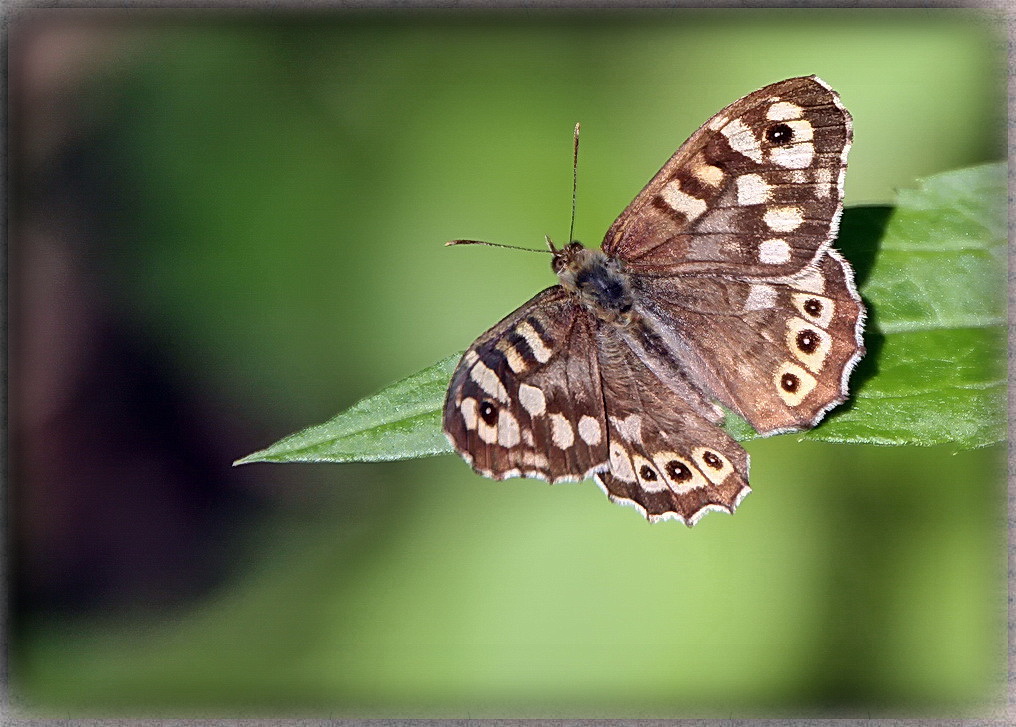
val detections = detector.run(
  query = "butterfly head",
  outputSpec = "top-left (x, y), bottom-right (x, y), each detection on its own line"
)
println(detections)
top-left (549, 240), bottom-right (587, 274)
top-left (554, 241), bottom-right (634, 326)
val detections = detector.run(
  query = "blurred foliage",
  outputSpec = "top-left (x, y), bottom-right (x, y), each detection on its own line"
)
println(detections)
top-left (11, 10), bottom-right (1006, 717)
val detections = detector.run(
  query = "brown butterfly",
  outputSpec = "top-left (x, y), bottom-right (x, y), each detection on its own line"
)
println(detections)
top-left (443, 76), bottom-right (865, 525)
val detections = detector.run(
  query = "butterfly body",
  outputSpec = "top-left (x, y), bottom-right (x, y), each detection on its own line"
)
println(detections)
top-left (443, 76), bottom-right (865, 525)
top-left (554, 242), bottom-right (634, 325)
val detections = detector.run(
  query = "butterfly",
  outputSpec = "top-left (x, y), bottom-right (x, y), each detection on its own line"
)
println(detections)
top-left (442, 76), bottom-right (865, 525)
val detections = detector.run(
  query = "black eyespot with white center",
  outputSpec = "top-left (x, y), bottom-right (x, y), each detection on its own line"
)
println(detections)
top-left (781, 372), bottom-right (800, 393)
top-left (796, 330), bottom-right (819, 354)
top-left (702, 451), bottom-right (722, 470)
top-left (640, 464), bottom-right (658, 482)
top-left (803, 298), bottom-right (822, 317)
top-left (665, 460), bottom-right (693, 483)
top-left (479, 401), bottom-right (498, 426)
top-left (766, 123), bottom-right (793, 145)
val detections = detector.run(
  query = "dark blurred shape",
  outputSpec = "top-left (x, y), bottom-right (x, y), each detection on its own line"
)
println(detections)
top-left (837, 205), bottom-right (892, 288)
top-left (9, 14), bottom-right (258, 616)
top-left (831, 205), bottom-right (892, 395)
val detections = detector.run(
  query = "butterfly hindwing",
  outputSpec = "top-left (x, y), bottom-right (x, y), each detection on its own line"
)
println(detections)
top-left (602, 76), bottom-right (851, 278)
top-left (632, 248), bottom-right (865, 434)
top-left (593, 330), bottom-right (751, 524)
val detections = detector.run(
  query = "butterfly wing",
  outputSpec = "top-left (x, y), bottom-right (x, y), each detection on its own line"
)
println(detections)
top-left (602, 76), bottom-right (851, 278)
top-left (632, 248), bottom-right (865, 434)
top-left (443, 284), bottom-right (751, 523)
top-left (443, 287), bottom-right (610, 482)
top-left (592, 328), bottom-right (751, 525)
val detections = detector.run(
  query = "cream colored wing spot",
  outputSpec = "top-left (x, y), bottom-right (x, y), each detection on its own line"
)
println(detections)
top-left (763, 206), bottom-right (804, 232)
top-left (791, 292), bottom-right (835, 329)
top-left (549, 412), bottom-right (575, 449)
top-left (477, 417), bottom-right (498, 444)
top-left (736, 173), bottom-right (771, 205)
top-left (785, 118), bottom-right (814, 142)
top-left (496, 409), bottom-right (521, 447)
top-left (691, 447), bottom-right (733, 485)
top-left (609, 413), bottom-right (643, 442)
top-left (786, 316), bottom-right (832, 372)
top-left (495, 338), bottom-right (529, 374)
top-left (632, 454), bottom-right (668, 492)
top-left (518, 383), bottom-right (546, 416)
top-left (578, 414), bottom-right (603, 446)
top-left (661, 179), bottom-right (707, 222)
top-left (789, 267), bottom-right (826, 294)
top-left (766, 100), bottom-right (803, 121)
top-left (609, 441), bottom-right (637, 483)
top-left (651, 451), bottom-right (707, 493)
top-left (814, 167), bottom-right (833, 199)
top-left (691, 162), bottom-right (725, 187)
top-left (721, 118), bottom-right (764, 162)
top-left (759, 238), bottom-right (792, 265)
top-left (469, 360), bottom-right (509, 402)
top-left (463, 350), bottom-right (479, 367)
top-left (460, 397), bottom-right (478, 431)
top-left (775, 361), bottom-right (818, 406)
top-left (744, 283), bottom-right (778, 311)
top-left (770, 142), bottom-right (815, 169)
top-left (521, 450), bottom-right (549, 470)
top-left (515, 321), bottom-right (552, 363)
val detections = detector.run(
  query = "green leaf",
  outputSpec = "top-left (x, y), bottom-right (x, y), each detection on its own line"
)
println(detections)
top-left (804, 162), bottom-right (1006, 449)
top-left (237, 163), bottom-right (1005, 465)
top-left (235, 355), bottom-right (460, 465)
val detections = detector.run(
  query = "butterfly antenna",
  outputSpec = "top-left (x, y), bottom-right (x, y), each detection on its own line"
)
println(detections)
top-left (568, 122), bottom-right (580, 244)
top-left (449, 124), bottom-right (581, 257)
top-left (445, 239), bottom-right (552, 254)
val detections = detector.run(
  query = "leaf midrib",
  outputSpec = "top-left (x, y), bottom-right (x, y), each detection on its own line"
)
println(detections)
top-left (872, 317), bottom-right (1005, 334)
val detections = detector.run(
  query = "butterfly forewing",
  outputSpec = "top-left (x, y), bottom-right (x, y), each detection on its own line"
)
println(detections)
top-left (443, 288), bottom-right (610, 483)
top-left (602, 76), bottom-right (851, 278)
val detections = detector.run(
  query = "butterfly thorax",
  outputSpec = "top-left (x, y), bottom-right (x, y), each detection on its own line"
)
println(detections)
top-left (553, 241), bottom-right (634, 326)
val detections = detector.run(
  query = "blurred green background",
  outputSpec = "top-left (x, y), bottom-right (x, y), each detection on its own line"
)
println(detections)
top-left (9, 9), bottom-right (1006, 718)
